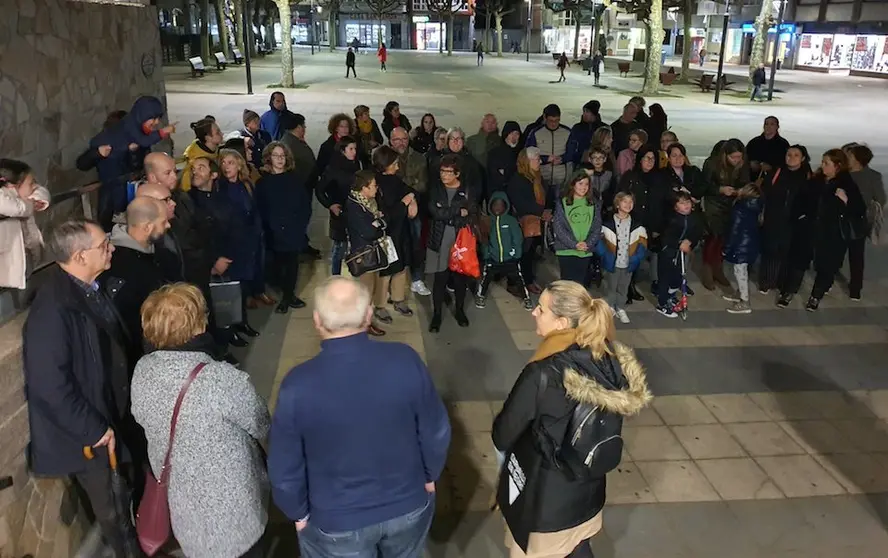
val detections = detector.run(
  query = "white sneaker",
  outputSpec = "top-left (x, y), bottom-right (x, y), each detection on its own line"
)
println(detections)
top-left (615, 309), bottom-right (630, 324)
top-left (411, 280), bottom-right (431, 296)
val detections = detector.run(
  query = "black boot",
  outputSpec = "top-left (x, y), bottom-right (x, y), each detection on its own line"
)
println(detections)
top-left (429, 312), bottom-right (442, 333)
top-left (628, 282), bottom-right (645, 302)
top-left (455, 309), bottom-right (469, 327)
top-left (226, 328), bottom-right (249, 347)
top-left (236, 323), bottom-right (260, 337)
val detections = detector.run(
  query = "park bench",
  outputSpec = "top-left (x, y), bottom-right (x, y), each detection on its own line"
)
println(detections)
top-left (618, 62), bottom-right (631, 77)
top-left (232, 47), bottom-right (244, 64)
top-left (694, 74), bottom-right (735, 91)
top-left (659, 71), bottom-right (678, 86)
top-left (188, 56), bottom-right (205, 78)
top-left (214, 52), bottom-right (228, 70)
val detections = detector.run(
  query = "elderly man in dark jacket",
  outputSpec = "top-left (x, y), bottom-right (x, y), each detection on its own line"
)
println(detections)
top-left (86, 96), bottom-right (173, 231)
top-left (24, 218), bottom-right (136, 557)
top-left (487, 121), bottom-right (522, 195)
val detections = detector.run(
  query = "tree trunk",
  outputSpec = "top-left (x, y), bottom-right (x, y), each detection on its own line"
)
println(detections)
top-left (214, 0), bottom-right (231, 57)
top-left (274, 0), bottom-right (295, 86)
top-left (642, 0), bottom-right (664, 95)
top-left (328, 10), bottom-right (337, 51)
top-left (748, 0), bottom-right (772, 93)
top-left (485, 12), bottom-right (492, 50)
top-left (447, 13), bottom-right (454, 55)
top-left (439, 16), bottom-right (444, 54)
top-left (678, 0), bottom-right (692, 83)
top-left (572, 9), bottom-right (581, 60)
top-left (200, 0), bottom-right (211, 61)
top-left (495, 13), bottom-right (504, 57)
top-left (233, 0), bottom-right (245, 52)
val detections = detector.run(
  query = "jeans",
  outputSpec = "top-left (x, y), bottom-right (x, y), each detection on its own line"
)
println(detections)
top-left (410, 218), bottom-right (425, 282)
top-left (657, 249), bottom-right (682, 307)
top-left (751, 84), bottom-right (763, 101)
top-left (298, 496), bottom-right (435, 558)
top-left (331, 240), bottom-right (346, 276)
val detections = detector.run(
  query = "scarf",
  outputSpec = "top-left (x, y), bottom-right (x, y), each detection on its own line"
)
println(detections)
top-left (529, 328), bottom-right (577, 363)
top-left (352, 190), bottom-right (383, 218)
top-left (358, 119), bottom-right (373, 136)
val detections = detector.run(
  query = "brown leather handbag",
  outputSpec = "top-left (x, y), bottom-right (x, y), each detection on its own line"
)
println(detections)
top-left (136, 362), bottom-right (207, 556)
top-left (519, 215), bottom-right (542, 238)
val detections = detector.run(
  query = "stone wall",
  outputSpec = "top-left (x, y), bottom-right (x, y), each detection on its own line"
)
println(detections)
top-left (0, 1), bottom-right (167, 556)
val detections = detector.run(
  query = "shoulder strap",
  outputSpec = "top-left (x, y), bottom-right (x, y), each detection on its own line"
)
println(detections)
top-left (771, 168), bottom-right (781, 185)
top-left (159, 362), bottom-right (207, 483)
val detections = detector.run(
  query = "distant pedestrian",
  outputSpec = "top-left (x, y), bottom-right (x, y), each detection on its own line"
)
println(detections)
top-left (351, 37), bottom-right (360, 55)
top-left (750, 63), bottom-right (767, 102)
top-left (557, 53), bottom-right (570, 82)
top-left (378, 43), bottom-right (388, 72)
top-left (699, 48), bottom-right (707, 66)
top-left (477, 42), bottom-right (484, 66)
top-left (269, 275), bottom-right (450, 558)
top-left (592, 50), bottom-right (604, 85)
top-left (346, 47), bottom-right (357, 78)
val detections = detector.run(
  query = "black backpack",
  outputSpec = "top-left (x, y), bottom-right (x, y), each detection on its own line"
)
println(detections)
top-left (537, 358), bottom-right (625, 481)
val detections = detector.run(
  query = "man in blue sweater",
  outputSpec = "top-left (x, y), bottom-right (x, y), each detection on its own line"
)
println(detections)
top-left (269, 276), bottom-right (451, 557)
top-left (260, 91), bottom-right (288, 140)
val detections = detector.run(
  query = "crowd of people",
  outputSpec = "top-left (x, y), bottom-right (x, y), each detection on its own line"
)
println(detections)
top-left (3, 86), bottom-right (883, 558)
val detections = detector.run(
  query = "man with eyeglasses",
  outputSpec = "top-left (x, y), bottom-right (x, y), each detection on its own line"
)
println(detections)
top-left (24, 218), bottom-right (140, 558)
top-left (138, 180), bottom-right (184, 283)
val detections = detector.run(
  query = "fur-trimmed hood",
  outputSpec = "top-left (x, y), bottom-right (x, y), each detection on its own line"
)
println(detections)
top-left (558, 341), bottom-right (652, 416)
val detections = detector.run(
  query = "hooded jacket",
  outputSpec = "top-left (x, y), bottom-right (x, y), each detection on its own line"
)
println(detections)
top-left (89, 96), bottom-right (166, 188)
top-left (493, 339), bottom-right (651, 534)
top-left (260, 92), bottom-right (288, 141)
top-left (484, 191), bottom-right (523, 263)
top-left (316, 152), bottom-right (360, 242)
top-left (724, 195), bottom-right (762, 265)
top-left (487, 121), bottom-right (522, 195)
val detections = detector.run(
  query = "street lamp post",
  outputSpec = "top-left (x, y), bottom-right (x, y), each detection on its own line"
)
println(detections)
top-left (243, 0), bottom-right (253, 94)
top-left (767, 0), bottom-right (786, 101)
top-left (714, 0), bottom-right (730, 104)
top-left (525, 0), bottom-right (531, 62)
top-left (310, 0), bottom-right (315, 55)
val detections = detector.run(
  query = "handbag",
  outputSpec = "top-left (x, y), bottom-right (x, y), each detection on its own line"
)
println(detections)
top-left (345, 240), bottom-right (389, 277)
top-left (136, 362), bottom-right (207, 556)
top-left (209, 280), bottom-right (242, 328)
top-left (519, 214), bottom-right (542, 238)
top-left (448, 226), bottom-right (481, 278)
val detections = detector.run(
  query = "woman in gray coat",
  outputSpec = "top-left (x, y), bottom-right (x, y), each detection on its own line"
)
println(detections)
top-left (132, 283), bottom-right (271, 558)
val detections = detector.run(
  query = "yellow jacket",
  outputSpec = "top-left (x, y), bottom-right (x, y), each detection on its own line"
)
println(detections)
top-left (179, 141), bottom-right (218, 191)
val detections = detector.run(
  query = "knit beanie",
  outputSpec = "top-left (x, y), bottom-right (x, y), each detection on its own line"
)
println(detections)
top-left (243, 109), bottom-right (260, 126)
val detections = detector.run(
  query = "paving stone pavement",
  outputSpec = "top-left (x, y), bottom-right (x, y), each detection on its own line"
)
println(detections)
top-left (161, 51), bottom-right (888, 557)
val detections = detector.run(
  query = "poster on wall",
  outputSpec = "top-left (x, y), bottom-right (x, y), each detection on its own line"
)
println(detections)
top-left (821, 37), bottom-right (833, 59)
top-left (801, 34), bottom-right (811, 49)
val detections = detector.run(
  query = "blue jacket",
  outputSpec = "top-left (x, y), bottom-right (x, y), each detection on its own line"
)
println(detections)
top-left (89, 96), bottom-right (165, 187)
top-left (268, 333), bottom-right (451, 533)
top-left (260, 92), bottom-right (288, 140)
top-left (218, 177), bottom-right (262, 281)
top-left (255, 170), bottom-right (312, 253)
top-left (484, 191), bottom-right (523, 263)
top-left (723, 196), bottom-right (762, 265)
top-left (596, 214), bottom-right (648, 272)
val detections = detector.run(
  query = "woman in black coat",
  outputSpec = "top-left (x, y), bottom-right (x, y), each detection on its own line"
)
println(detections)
top-left (410, 113), bottom-right (437, 154)
top-left (759, 144), bottom-right (812, 294)
top-left (494, 282), bottom-right (651, 558)
top-left (776, 162), bottom-right (821, 307)
top-left (381, 101), bottom-right (412, 140)
top-left (256, 142), bottom-right (312, 314)
top-left (317, 136), bottom-right (361, 276)
top-left (619, 145), bottom-right (670, 299)
top-left (316, 113), bottom-right (356, 177)
top-left (373, 146), bottom-right (418, 319)
top-left (805, 149), bottom-right (868, 311)
top-left (345, 170), bottom-right (388, 336)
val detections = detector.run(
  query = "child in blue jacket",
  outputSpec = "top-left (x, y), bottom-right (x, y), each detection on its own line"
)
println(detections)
top-left (597, 191), bottom-right (648, 324)
top-left (476, 191), bottom-right (531, 309)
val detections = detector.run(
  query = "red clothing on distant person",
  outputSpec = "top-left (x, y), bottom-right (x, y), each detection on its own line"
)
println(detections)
top-left (378, 47), bottom-right (387, 63)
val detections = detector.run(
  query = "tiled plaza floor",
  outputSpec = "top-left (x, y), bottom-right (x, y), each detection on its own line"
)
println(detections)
top-left (160, 52), bottom-right (888, 556)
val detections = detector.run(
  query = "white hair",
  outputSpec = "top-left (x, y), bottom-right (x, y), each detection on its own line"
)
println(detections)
top-left (525, 146), bottom-right (541, 160)
top-left (447, 127), bottom-right (465, 142)
top-left (313, 276), bottom-right (371, 332)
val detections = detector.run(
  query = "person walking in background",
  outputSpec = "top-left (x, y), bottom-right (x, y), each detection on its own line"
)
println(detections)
top-left (477, 42), bottom-right (485, 66)
top-left (750, 63), bottom-right (767, 102)
top-left (699, 48), bottom-right (707, 66)
top-left (722, 183), bottom-right (763, 314)
top-left (133, 284), bottom-right (270, 558)
top-left (269, 276), bottom-right (450, 558)
top-left (378, 42), bottom-right (388, 72)
top-left (592, 51), bottom-right (604, 85)
top-left (557, 52), bottom-right (570, 82)
top-left (346, 47), bottom-right (357, 78)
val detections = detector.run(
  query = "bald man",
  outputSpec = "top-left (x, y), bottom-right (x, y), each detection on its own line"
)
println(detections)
top-left (466, 113), bottom-right (500, 172)
top-left (136, 181), bottom-right (184, 282)
top-left (144, 152), bottom-right (178, 193)
top-left (103, 197), bottom-right (170, 363)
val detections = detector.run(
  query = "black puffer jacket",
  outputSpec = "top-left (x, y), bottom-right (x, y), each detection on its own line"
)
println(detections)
top-left (316, 152), bottom-right (360, 242)
top-left (428, 148), bottom-right (484, 195)
top-left (761, 167), bottom-right (809, 259)
top-left (619, 169), bottom-right (671, 244)
top-left (493, 340), bottom-right (651, 538)
top-left (815, 172), bottom-right (867, 269)
top-left (427, 181), bottom-right (478, 252)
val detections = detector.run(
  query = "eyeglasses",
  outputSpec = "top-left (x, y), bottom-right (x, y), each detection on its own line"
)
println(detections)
top-left (271, 153), bottom-right (287, 159)
top-left (84, 237), bottom-right (111, 253)
top-left (440, 169), bottom-right (456, 175)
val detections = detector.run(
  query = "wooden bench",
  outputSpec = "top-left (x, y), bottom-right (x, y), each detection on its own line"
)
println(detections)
top-left (618, 62), bottom-right (631, 77)
top-left (694, 74), bottom-right (715, 91)
top-left (659, 71), bottom-right (678, 85)
top-left (231, 47), bottom-right (244, 64)
top-left (213, 52), bottom-right (228, 70)
top-left (188, 56), bottom-right (205, 78)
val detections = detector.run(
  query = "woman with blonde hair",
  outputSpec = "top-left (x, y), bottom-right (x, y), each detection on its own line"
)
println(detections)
top-left (256, 142), bottom-right (312, 313)
top-left (493, 280), bottom-right (651, 558)
top-left (507, 147), bottom-right (550, 294)
top-left (132, 283), bottom-right (270, 558)
top-left (218, 148), bottom-right (274, 323)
